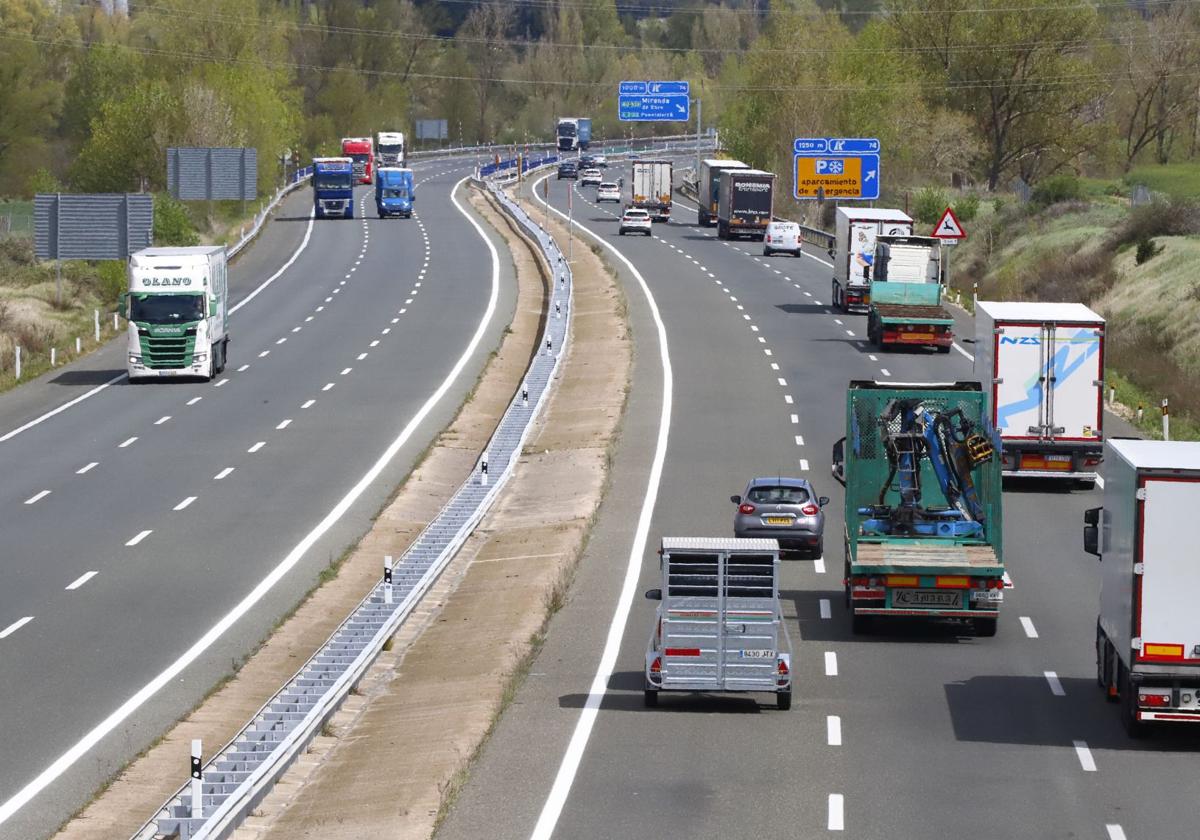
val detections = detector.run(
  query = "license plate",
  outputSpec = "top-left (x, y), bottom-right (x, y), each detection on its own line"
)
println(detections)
top-left (1046, 454), bottom-right (1071, 462)
top-left (1022, 455), bottom-right (1070, 470)
top-left (739, 649), bottom-right (775, 659)
top-left (764, 516), bottom-right (791, 525)
top-left (893, 589), bottom-right (962, 608)
top-left (901, 333), bottom-right (934, 341)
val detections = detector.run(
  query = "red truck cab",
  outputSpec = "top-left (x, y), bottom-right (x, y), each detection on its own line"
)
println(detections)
top-left (341, 137), bottom-right (374, 184)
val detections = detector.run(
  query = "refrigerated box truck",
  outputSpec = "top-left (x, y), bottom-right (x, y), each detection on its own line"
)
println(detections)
top-left (697, 159), bottom-right (747, 226)
top-left (831, 207), bottom-right (914, 313)
top-left (717, 169), bottom-right (775, 240)
top-left (1087, 439), bottom-right (1200, 735)
top-left (630, 159), bottom-right (673, 222)
top-left (976, 302), bottom-right (1105, 485)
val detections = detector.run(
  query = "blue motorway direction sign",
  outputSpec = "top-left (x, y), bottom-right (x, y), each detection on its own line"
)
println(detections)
top-left (619, 94), bottom-right (690, 122)
top-left (620, 80), bottom-right (690, 96)
top-left (793, 137), bottom-right (880, 155)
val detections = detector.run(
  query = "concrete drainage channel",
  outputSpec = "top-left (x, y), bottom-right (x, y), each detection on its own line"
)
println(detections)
top-left (134, 178), bottom-right (572, 840)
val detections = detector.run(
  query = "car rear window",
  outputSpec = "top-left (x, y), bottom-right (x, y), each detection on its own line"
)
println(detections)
top-left (747, 486), bottom-right (809, 504)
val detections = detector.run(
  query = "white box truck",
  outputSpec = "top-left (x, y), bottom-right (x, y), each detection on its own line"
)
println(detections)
top-left (976, 302), bottom-right (1105, 485)
top-left (831, 208), bottom-right (913, 313)
top-left (375, 130), bottom-right (406, 166)
top-left (123, 246), bottom-right (229, 381)
top-left (630, 159), bottom-right (673, 221)
top-left (697, 159), bottom-right (747, 226)
top-left (1087, 439), bottom-right (1200, 735)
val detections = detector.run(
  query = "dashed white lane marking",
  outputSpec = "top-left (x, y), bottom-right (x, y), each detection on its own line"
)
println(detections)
top-left (357, 353), bottom-right (368, 361)
top-left (324, 297), bottom-right (332, 303)
top-left (845, 330), bottom-right (855, 337)
top-left (214, 378), bottom-right (229, 387)
top-left (825, 651), bottom-right (839, 676)
top-left (880, 368), bottom-right (891, 377)
top-left (777, 377), bottom-right (788, 387)
top-left (834, 318), bottom-right (843, 325)
top-left (1044, 671), bottom-right (1066, 696)
top-left (292, 326), bottom-right (302, 333)
top-left (125, 530), bottom-right (152, 547)
top-left (1095, 475), bottom-right (1106, 489)
top-left (743, 314), bottom-right (751, 321)
top-left (259, 350), bottom-right (270, 358)
top-left (305, 316), bottom-right (314, 323)
top-left (764, 348), bottom-right (772, 356)
top-left (382, 327), bottom-right (392, 334)
top-left (1106, 825), bottom-right (1127, 840)
top-left (1020, 616), bottom-right (1039, 638)
top-left (76, 462), bottom-right (98, 475)
top-left (819, 599), bottom-right (832, 619)
top-left (1073, 740), bottom-right (1097, 772)
top-left (804, 290), bottom-right (812, 297)
top-left (757, 336), bottom-right (766, 343)
top-left (799, 458), bottom-right (810, 471)
top-left (784, 395), bottom-right (794, 404)
top-left (65, 571), bottom-right (98, 591)
top-left (237, 364), bottom-right (250, 372)
top-left (370, 340), bottom-right (380, 347)
top-left (154, 416), bottom-right (170, 426)
top-left (0, 617), bottom-right (34, 639)
top-left (815, 557), bottom-right (826, 574)
top-left (795, 435), bottom-right (805, 446)
top-left (771, 363), bottom-right (780, 371)
top-left (316, 306), bottom-right (325, 312)
top-left (790, 414), bottom-right (799, 424)
top-left (301, 399), bottom-right (316, 409)
top-left (868, 354), bottom-right (878, 362)
top-left (750, 326), bottom-right (759, 332)
top-left (828, 794), bottom-right (844, 831)
top-left (340, 367), bottom-right (353, 376)
top-left (173, 496), bottom-right (197, 511)
top-left (24, 490), bottom-right (51, 505)
top-left (826, 715), bottom-right (841, 744)
top-left (322, 383), bottom-right (335, 392)
top-left (276, 337), bottom-right (287, 345)
top-left (118, 437), bottom-right (137, 448)
top-left (276, 419), bottom-right (292, 430)
top-left (213, 467), bottom-right (234, 480)
top-left (247, 441), bottom-right (266, 453)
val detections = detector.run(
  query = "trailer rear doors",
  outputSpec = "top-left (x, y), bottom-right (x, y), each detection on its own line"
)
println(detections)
top-left (1136, 477), bottom-right (1200, 665)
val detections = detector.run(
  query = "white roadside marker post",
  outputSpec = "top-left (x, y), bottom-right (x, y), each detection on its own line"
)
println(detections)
top-left (93, 309), bottom-right (100, 342)
top-left (1162, 398), bottom-right (1170, 441)
top-left (480, 450), bottom-right (489, 486)
top-left (522, 385), bottom-right (529, 407)
top-left (190, 739), bottom-right (203, 818)
top-left (384, 555), bottom-right (393, 605)
top-left (14, 346), bottom-right (21, 380)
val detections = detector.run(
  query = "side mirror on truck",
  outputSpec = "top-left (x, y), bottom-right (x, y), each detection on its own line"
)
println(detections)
top-left (831, 438), bottom-right (846, 487)
top-left (1083, 507), bottom-right (1102, 558)
top-left (644, 588), bottom-right (662, 601)
top-left (730, 495), bottom-right (742, 505)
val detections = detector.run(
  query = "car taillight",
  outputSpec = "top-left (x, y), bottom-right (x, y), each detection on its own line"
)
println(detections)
top-left (801, 503), bottom-right (819, 515)
top-left (1139, 691), bottom-right (1172, 708)
top-left (738, 503), bottom-right (756, 515)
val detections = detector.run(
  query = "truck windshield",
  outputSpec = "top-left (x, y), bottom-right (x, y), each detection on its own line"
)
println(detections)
top-left (381, 187), bottom-right (409, 199)
top-left (558, 125), bottom-right (577, 137)
top-left (315, 175), bottom-right (350, 190)
top-left (378, 144), bottom-right (402, 156)
top-left (349, 154), bottom-right (369, 164)
top-left (130, 293), bottom-right (205, 324)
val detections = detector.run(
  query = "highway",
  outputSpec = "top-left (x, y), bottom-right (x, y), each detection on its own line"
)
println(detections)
top-left (0, 158), bottom-right (516, 840)
top-left (436, 167), bottom-right (1200, 840)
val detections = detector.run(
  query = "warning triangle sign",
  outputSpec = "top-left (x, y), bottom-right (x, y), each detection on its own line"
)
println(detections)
top-left (933, 207), bottom-right (966, 239)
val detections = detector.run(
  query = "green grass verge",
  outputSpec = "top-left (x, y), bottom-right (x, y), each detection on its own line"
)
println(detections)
top-left (1123, 163), bottom-right (1200, 201)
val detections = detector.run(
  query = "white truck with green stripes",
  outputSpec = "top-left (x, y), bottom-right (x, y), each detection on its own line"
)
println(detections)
top-left (123, 246), bottom-right (229, 381)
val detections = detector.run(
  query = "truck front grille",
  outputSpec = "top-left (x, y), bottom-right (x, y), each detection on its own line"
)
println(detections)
top-left (138, 328), bottom-right (197, 369)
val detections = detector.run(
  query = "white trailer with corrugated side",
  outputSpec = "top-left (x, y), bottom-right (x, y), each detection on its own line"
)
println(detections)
top-left (831, 208), bottom-right (914, 313)
top-left (976, 301), bottom-right (1105, 485)
top-left (643, 537), bottom-right (792, 709)
top-left (1086, 439), bottom-right (1200, 736)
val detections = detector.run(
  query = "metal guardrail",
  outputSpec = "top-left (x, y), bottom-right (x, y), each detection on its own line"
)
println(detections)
top-left (226, 166), bottom-right (312, 260)
top-left (135, 172), bottom-right (573, 840)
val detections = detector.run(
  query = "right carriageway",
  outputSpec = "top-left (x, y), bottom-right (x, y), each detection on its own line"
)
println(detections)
top-left (435, 169), bottom-right (1199, 840)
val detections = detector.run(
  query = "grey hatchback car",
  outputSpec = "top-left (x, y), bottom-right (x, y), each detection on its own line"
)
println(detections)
top-left (731, 477), bottom-right (829, 556)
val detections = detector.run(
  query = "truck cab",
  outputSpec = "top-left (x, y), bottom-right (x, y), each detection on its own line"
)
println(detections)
top-left (312, 157), bottom-right (354, 219)
top-left (340, 137), bottom-right (374, 184)
top-left (123, 246), bottom-right (229, 381)
top-left (375, 167), bottom-right (414, 218)
top-left (375, 131), bottom-right (406, 167)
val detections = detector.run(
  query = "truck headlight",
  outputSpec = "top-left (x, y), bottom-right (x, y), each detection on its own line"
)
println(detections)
top-left (128, 355), bottom-right (142, 366)
top-left (193, 353), bottom-right (207, 364)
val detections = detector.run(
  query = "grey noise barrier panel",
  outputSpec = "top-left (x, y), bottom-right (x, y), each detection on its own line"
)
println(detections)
top-left (135, 171), bottom-right (572, 840)
top-left (35, 193), bottom-right (153, 260)
top-left (168, 147), bottom-right (258, 202)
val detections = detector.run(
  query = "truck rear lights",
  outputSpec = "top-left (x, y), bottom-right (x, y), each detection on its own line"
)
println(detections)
top-left (738, 503), bottom-right (756, 515)
top-left (1083, 455), bottom-right (1101, 467)
top-left (664, 648), bottom-right (701, 657)
top-left (650, 656), bottom-right (662, 674)
top-left (801, 503), bottom-right (819, 516)
top-left (776, 658), bottom-right (789, 675)
top-left (1139, 691), bottom-right (1172, 708)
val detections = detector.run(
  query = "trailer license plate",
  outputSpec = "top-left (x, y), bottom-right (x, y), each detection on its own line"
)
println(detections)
top-left (893, 589), bottom-right (962, 608)
top-left (765, 516), bottom-right (791, 525)
top-left (902, 333), bottom-right (934, 341)
top-left (739, 649), bottom-right (776, 659)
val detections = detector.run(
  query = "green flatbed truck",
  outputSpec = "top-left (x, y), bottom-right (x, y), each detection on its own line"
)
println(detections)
top-left (865, 235), bottom-right (954, 352)
top-left (831, 381), bottom-right (1005, 635)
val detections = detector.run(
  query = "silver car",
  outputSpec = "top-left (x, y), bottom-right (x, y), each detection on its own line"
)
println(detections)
top-left (731, 477), bottom-right (829, 556)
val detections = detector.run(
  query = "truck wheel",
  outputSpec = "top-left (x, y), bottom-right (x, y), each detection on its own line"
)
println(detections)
top-left (936, 344), bottom-right (951, 354)
top-left (810, 538), bottom-right (823, 560)
top-left (718, 222), bottom-right (728, 240)
top-left (776, 690), bottom-right (792, 711)
top-left (832, 282), bottom-right (840, 310)
top-left (644, 689), bottom-right (659, 708)
top-left (972, 616), bottom-right (998, 637)
top-left (216, 339), bottom-right (228, 374)
top-left (1120, 668), bottom-right (1148, 738)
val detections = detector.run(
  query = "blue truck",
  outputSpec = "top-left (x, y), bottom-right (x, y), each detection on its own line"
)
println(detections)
top-left (312, 157), bottom-right (354, 219)
top-left (375, 167), bottom-right (415, 218)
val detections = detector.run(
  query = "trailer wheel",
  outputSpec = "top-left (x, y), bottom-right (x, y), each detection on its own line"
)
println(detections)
top-left (936, 344), bottom-right (951, 354)
top-left (1120, 668), bottom-right (1148, 738)
top-left (832, 282), bottom-right (841, 311)
top-left (776, 690), bottom-right (792, 711)
top-left (972, 616), bottom-right (998, 637)
top-left (643, 689), bottom-right (659, 708)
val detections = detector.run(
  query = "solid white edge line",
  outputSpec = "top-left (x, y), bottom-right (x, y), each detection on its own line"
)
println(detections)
top-left (0, 208), bottom-right (316, 445)
top-left (828, 793), bottom-right (845, 831)
top-left (952, 342), bottom-right (974, 362)
top-left (528, 172), bottom-right (673, 840)
top-left (0, 176), bottom-right (497, 829)
top-left (0, 616), bottom-right (34, 639)
top-left (826, 715), bottom-right (842, 746)
top-left (65, 571), bottom-right (98, 591)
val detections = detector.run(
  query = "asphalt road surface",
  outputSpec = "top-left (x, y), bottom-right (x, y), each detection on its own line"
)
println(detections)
top-left (0, 158), bottom-right (516, 840)
top-left (436, 170), bottom-right (1197, 840)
